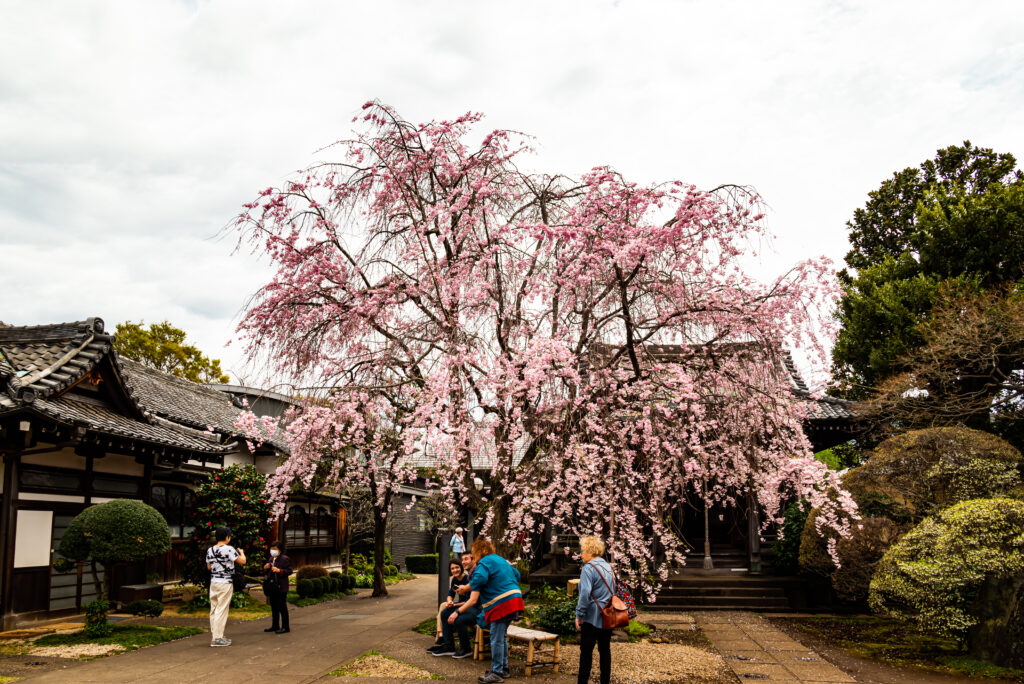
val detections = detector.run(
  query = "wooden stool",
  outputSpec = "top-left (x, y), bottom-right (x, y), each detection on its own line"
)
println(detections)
top-left (474, 624), bottom-right (560, 677)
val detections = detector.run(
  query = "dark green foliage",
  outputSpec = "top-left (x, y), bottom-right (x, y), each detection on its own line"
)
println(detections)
top-left (84, 599), bottom-right (112, 638)
top-left (344, 574), bottom-right (356, 590)
top-left (833, 141), bottom-right (1024, 397)
top-left (297, 579), bottom-right (314, 598)
top-left (405, 554), bottom-right (438, 574)
top-left (831, 517), bottom-right (910, 604)
top-left (773, 503), bottom-right (808, 573)
top-left (125, 599), bottom-right (164, 618)
top-left (329, 570), bottom-right (343, 579)
top-left (385, 564), bottom-right (399, 577)
top-left (183, 465), bottom-right (271, 589)
top-left (314, 577), bottom-right (327, 597)
top-left (296, 565), bottom-right (328, 581)
top-left (534, 598), bottom-right (578, 636)
top-left (59, 500), bottom-right (171, 565)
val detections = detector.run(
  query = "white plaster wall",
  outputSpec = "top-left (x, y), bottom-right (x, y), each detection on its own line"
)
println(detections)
top-left (93, 453), bottom-right (144, 476)
top-left (14, 509), bottom-right (53, 568)
top-left (22, 448), bottom-right (83, 470)
top-left (224, 451), bottom-right (255, 468)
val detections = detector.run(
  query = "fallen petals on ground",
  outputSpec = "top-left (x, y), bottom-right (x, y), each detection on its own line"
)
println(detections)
top-left (29, 643), bottom-right (126, 659)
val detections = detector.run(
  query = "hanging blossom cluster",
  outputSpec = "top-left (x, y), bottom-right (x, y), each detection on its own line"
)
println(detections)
top-left (232, 101), bottom-right (857, 599)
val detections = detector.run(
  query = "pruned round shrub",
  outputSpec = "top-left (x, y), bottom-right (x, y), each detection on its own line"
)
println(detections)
top-left (296, 565), bottom-right (328, 581)
top-left (869, 498), bottom-right (1024, 667)
top-left (345, 574), bottom-right (356, 590)
top-left (317, 577), bottom-right (330, 596)
top-left (296, 579), bottom-right (314, 598)
top-left (59, 499), bottom-right (171, 566)
top-left (831, 517), bottom-right (910, 603)
top-left (126, 599), bottom-right (164, 618)
top-left (331, 578), bottom-right (341, 593)
top-left (851, 428), bottom-right (1023, 518)
top-left (329, 570), bottom-right (343, 579)
top-left (386, 564), bottom-right (399, 577)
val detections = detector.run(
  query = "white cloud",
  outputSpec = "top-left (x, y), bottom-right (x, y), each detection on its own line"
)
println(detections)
top-left (2, 0), bottom-right (1022, 382)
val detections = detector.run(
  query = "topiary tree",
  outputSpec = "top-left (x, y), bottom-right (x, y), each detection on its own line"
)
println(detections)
top-left (57, 499), bottom-right (172, 602)
top-left (182, 465), bottom-right (271, 588)
top-left (800, 427), bottom-right (1024, 602)
top-left (869, 498), bottom-right (1024, 668)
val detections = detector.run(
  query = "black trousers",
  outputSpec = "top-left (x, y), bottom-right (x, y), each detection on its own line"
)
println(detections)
top-left (440, 605), bottom-right (477, 652)
top-left (578, 622), bottom-right (611, 684)
top-left (269, 590), bottom-right (290, 630)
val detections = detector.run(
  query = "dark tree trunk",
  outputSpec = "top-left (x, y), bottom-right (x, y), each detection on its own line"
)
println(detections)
top-left (372, 510), bottom-right (388, 597)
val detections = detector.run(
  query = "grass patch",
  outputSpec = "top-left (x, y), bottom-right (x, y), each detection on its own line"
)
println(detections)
top-left (286, 590), bottom-right (356, 607)
top-left (33, 624), bottom-right (203, 651)
top-left (625, 620), bottom-right (652, 641)
top-left (329, 650), bottom-right (443, 679)
top-left (173, 592), bottom-right (272, 620)
top-left (0, 677), bottom-right (19, 683)
top-left (776, 616), bottom-right (1024, 681)
top-left (413, 616), bottom-right (437, 637)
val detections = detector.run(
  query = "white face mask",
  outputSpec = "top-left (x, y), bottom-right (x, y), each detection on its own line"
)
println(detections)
top-left (270, 549), bottom-right (280, 558)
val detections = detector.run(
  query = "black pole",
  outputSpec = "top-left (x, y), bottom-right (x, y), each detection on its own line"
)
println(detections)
top-left (438, 531), bottom-right (451, 606)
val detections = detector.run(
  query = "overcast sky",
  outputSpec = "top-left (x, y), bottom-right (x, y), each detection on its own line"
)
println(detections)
top-left (2, 0), bottom-right (1022, 384)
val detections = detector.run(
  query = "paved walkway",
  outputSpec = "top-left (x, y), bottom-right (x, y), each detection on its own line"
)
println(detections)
top-left (21, 576), bottom-right (438, 684)
top-left (693, 612), bottom-right (855, 683)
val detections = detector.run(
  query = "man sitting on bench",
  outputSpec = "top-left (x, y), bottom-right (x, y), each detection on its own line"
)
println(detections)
top-left (429, 553), bottom-right (478, 658)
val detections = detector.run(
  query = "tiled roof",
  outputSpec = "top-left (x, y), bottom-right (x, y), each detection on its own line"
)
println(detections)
top-left (0, 318), bottom-right (112, 403)
top-left (27, 396), bottom-right (230, 453)
top-left (120, 359), bottom-right (289, 451)
top-left (0, 317), bottom-right (288, 455)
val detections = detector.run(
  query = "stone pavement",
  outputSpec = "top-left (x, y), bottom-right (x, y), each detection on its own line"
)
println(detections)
top-left (693, 612), bottom-right (855, 683)
top-left (20, 576), bottom-right (438, 684)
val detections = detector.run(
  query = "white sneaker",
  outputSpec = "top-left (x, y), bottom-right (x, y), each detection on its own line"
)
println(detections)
top-left (210, 638), bottom-right (230, 647)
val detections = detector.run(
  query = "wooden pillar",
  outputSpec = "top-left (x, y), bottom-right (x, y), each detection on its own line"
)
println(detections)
top-left (141, 454), bottom-right (153, 505)
top-left (0, 452), bottom-right (21, 630)
top-left (747, 493), bottom-right (762, 573)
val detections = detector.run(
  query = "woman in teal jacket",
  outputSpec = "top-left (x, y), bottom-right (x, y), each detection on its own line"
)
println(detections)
top-left (450, 536), bottom-right (523, 684)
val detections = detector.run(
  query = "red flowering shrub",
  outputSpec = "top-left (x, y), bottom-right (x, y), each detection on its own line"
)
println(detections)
top-left (182, 465), bottom-right (271, 588)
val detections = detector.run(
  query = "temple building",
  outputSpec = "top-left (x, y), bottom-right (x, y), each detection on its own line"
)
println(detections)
top-left (0, 318), bottom-right (347, 628)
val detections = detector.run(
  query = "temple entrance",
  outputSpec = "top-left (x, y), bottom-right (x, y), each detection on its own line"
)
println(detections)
top-left (675, 491), bottom-right (752, 570)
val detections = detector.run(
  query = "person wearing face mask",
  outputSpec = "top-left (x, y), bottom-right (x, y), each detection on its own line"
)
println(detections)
top-left (262, 540), bottom-right (292, 634)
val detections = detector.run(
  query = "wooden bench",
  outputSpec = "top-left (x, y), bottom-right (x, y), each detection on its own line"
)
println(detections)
top-left (474, 624), bottom-right (560, 677)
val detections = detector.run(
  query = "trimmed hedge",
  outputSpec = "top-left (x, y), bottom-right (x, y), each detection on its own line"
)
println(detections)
top-left (297, 579), bottom-right (314, 598)
top-left (296, 565), bottom-right (328, 581)
top-left (405, 554), bottom-right (438, 574)
top-left (329, 570), bottom-right (343, 579)
top-left (535, 598), bottom-right (577, 635)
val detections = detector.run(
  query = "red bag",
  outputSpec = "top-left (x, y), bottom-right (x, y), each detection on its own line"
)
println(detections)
top-left (586, 561), bottom-right (630, 629)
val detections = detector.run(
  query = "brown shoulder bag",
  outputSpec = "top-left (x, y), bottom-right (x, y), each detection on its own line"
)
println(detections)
top-left (586, 561), bottom-right (629, 629)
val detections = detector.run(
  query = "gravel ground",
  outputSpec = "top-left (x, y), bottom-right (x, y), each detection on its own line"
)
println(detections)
top-left (333, 653), bottom-right (437, 680)
top-left (28, 644), bottom-right (126, 659)
top-left (561, 642), bottom-right (735, 683)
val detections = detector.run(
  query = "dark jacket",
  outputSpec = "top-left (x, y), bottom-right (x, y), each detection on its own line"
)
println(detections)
top-left (266, 554), bottom-right (292, 592)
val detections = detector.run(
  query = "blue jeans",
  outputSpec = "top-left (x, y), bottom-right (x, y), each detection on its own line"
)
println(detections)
top-left (488, 617), bottom-right (512, 674)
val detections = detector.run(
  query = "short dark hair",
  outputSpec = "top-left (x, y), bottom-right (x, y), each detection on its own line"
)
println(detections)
top-left (270, 540), bottom-right (283, 550)
top-left (449, 560), bottom-right (462, 572)
top-left (214, 526), bottom-right (232, 542)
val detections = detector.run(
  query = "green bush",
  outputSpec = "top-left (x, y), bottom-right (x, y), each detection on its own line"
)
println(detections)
top-left (773, 502), bottom-right (808, 573)
top-left (296, 565), bottom-right (328, 581)
top-left (405, 554), bottom-right (438, 574)
top-left (332, 578), bottom-right (342, 593)
top-left (625, 620), bottom-right (652, 639)
top-left (870, 498), bottom-right (1024, 667)
top-left (329, 570), bottom-right (343, 579)
top-left (318, 577), bottom-right (330, 596)
top-left (831, 517), bottom-right (910, 603)
top-left (534, 598), bottom-right (578, 635)
top-left (800, 428), bottom-right (1023, 595)
top-left (182, 465), bottom-right (271, 590)
top-left (344, 574), bottom-right (355, 591)
top-left (125, 599), bottom-right (164, 618)
top-left (297, 579), bottom-right (314, 598)
top-left (84, 599), bottom-right (112, 638)
top-left (58, 500), bottom-right (172, 600)
top-left (386, 564), bottom-right (399, 577)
